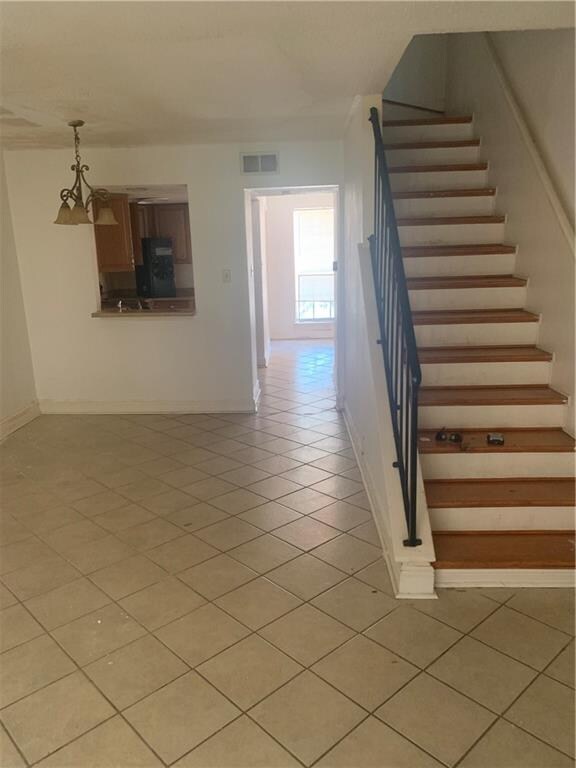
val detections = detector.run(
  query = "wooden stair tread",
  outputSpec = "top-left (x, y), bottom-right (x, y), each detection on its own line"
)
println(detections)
top-left (408, 275), bottom-right (526, 290)
top-left (425, 477), bottom-right (575, 508)
top-left (384, 139), bottom-right (480, 150)
top-left (419, 427), bottom-right (575, 454)
top-left (418, 345), bottom-right (551, 364)
top-left (389, 162), bottom-right (488, 174)
top-left (393, 188), bottom-right (496, 200)
top-left (413, 308), bottom-right (538, 325)
top-left (419, 384), bottom-right (567, 407)
top-left (398, 215), bottom-right (504, 227)
top-left (433, 531), bottom-right (576, 569)
top-left (382, 116), bottom-right (472, 127)
top-left (403, 243), bottom-right (516, 258)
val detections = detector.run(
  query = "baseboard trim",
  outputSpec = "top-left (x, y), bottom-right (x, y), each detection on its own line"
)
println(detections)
top-left (435, 568), bottom-right (576, 588)
top-left (38, 398), bottom-right (256, 415)
top-left (0, 401), bottom-right (40, 441)
top-left (343, 406), bottom-right (436, 599)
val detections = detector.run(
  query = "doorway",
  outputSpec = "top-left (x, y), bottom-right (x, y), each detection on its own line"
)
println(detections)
top-left (246, 186), bottom-right (341, 406)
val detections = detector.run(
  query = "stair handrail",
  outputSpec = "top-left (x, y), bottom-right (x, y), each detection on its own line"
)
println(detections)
top-left (368, 106), bottom-right (422, 547)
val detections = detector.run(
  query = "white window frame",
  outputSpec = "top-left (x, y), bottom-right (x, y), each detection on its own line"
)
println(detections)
top-left (293, 206), bottom-right (335, 324)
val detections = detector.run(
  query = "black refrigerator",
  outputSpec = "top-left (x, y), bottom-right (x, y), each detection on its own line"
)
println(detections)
top-left (136, 238), bottom-right (177, 298)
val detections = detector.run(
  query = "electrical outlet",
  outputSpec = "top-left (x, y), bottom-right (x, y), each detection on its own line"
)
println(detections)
top-left (222, 269), bottom-right (232, 283)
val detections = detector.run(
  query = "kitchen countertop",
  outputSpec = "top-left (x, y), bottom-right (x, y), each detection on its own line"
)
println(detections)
top-left (94, 295), bottom-right (196, 317)
top-left (92, 307), bottom-right (196, 317)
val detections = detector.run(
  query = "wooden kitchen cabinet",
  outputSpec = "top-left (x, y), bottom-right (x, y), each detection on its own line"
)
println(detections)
top-left (93, 194), bottom-right (134, 272)
top-left (129, 203), bottom-right (153, 266)
top-left (152, 204), bottom-right (192, 264)
top-left (98, 199), bottom-right (192, 273)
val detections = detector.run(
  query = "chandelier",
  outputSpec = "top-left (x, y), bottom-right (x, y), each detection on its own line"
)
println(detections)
top-left (54, 120), bottom-right (118, 226)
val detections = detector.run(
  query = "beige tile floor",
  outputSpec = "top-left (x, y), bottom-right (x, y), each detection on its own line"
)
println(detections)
top-left (0, 339), bottom-right (574, 767)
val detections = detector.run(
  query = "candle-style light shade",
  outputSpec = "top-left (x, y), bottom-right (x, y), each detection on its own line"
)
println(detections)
top-left (69, 200), bottom-right (92, 224)
top-left (54, 202), bottom-right (76, 225)
top-left (94, 205), bottom-right (118, 226)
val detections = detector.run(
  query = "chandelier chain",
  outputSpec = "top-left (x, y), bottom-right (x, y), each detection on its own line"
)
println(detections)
top-left (73, 126), bottom-right (82, 167)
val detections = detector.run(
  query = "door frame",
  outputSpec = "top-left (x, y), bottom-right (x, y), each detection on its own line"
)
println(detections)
top-left (245, 184), bottom-right (344, 405)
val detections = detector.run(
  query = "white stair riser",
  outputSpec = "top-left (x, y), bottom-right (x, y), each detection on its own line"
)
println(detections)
top-left (393, 195), bottom-right (495, 218)
top-left (399, 222), bottom-right (506, 246)
top-left (404, 253), bottom-right (517, 277)
top-left (409, 286), bottom-right (526, 311)
top-left (415, 322), bottom-right (538, 347)
top-left (421, 451), bottom-right (575, 479)
top-left (419, 403), bottom-right (566, 429)
top-left (421, 361), bottom-right (550, 386)
top-left (386, 146), bottom-right (481, 165)
top-left (390, 169), bottom-right (488, 192)
top-left (382, 123), bottom-right (475, 142)
top-left (435, 571), bottom-right (576, 587)
top-left (430, 506), bottom-right (576, 531)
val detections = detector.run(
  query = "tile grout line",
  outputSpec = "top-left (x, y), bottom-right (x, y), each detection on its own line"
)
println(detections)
top-left (2, 343), bottom-right (574, 767)
top-left (3, 636), bottom-right (166, 766)
top-left (0, 721), bottom-right (30, 768)
top-left (452, 648), bottom-right (576, 768)
top-left (2, 450), bottom-right (376, 617)
top-left (1, 593), bottom-right (180, 767)
top-left (389, 595), bottom-right (575, 765)
top-left (3, 399), bottom-right (387, 762)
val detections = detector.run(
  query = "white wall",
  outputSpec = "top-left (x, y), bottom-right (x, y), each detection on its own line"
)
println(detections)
top-left (446, 32), bottom-right (575, 433)
top-left (264, 191), bottom-right (335, 340)
top-left (383, 34), bottom-right (447, 113)
top-left (490, 28), bottom-right (575, 227)
top-left (3, 141), bottom-right (342, 413)
top-left (341, 97), bottom-right (381, 475)
top-left (0, 154), bottom-right (38, 437)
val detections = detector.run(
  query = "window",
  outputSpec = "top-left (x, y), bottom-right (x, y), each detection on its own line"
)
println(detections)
top-left (293, 207), bottom-right (335, 322)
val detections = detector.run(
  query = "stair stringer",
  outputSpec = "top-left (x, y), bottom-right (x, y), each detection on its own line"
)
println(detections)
top-left (344, 243), bottom-right (436, 598)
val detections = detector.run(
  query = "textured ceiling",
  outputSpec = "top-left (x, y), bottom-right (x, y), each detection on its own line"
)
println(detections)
top-left (0, 1), bottom-right (574, 148)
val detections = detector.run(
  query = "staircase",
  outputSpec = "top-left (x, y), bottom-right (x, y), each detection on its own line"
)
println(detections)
top-left (381, 113), bottom-right (576, 574)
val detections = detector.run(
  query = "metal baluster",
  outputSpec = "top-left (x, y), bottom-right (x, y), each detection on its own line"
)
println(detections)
top-left (368, 107), bottom-right (422, 547)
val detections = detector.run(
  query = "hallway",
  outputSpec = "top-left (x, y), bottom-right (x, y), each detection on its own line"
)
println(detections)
top-left (0, 340), bottom-right (573, 767)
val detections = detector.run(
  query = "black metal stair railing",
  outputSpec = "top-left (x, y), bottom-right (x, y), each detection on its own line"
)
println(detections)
top-left (368, 106), bottom-right (422, 547)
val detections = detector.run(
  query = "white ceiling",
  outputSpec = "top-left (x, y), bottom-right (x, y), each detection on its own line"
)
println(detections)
top-left (0, 1), bottom-right (573, 148)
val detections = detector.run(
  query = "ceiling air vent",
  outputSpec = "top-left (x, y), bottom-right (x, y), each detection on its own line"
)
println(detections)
top-left (241, 153), bottom-right (279, 174)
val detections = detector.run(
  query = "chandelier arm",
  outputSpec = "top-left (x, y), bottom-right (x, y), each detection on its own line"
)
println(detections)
top-left (80, 166), bottom-right (111, 211)
top-left (69, 167), bottom-right (85, 203)
top-left (86, 188), bottom-right (112, 205)
top-left (78, 166), bottom-right (95, 194)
